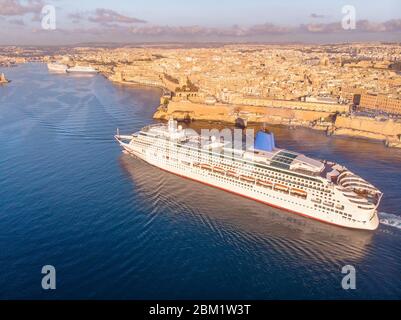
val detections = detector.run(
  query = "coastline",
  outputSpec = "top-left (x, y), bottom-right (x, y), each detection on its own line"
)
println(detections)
top-left (7, 61), bottom-right (401, 149)
top-left (148, 93), bottom-right (401, 149)
top-left (99, 67), bottom-right (401, 149)
top-left (2, 50), bottom-right (401, 301)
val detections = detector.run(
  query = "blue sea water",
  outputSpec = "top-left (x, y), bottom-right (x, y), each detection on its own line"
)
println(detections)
top-left (0, 63), bottom-right (401, 299)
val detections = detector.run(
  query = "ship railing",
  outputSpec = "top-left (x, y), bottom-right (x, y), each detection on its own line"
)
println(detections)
top-left (141, 124), bottom-right (326, 175)
top-left (142, 123), bottom-right (325, 173)
top-left (139, 133), bottom-right (328, 182)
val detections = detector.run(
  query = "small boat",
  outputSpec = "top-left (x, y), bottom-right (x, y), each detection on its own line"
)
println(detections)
top-left (47, 63), bottom-right (67, 73)
top-left (257, 180), bottom-right (273, 188)
top-left (240, 175), bottom-right (256, 183)
top-left (213, 166), bottom-right (225, 174)
top-left (200, 164), bottom-right (212, 171)
top-left (274, 184), bottom-right (289, 193)
top-left (324, 201), bottom-right (334, 207)
top-left (290, 188), bottom-right (307, 199)
top-left (226, 170), bottom-right (238, 178)
top-left (0, 73), bottom-right (10, 84)
top-left (67, 65), bottom-right (98, 74)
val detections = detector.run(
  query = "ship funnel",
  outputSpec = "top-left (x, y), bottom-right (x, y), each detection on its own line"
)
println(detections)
top-left (254, 130), bottom-right (276, 152)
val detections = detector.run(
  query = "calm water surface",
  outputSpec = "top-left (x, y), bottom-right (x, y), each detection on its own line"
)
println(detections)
top-left (0, 64), bottom-right (401, 299)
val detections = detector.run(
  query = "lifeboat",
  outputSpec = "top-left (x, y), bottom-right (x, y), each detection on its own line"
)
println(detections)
top-left (193, 163), bottom-right (200, 168)
top-left (290, 188), bottom-right (307, 199)
top-left (323, 201), bottom-right (334, 207)
top-left (311, 198), bottom-right (322, 204)
top-left (227, 170), bottom-right (238, 178)
top-left (200, 164), bottom-right (212, 171)
top-left (240, 175), bottom-right (256, 183)
top-left (257, 180), bottom-right (273, 188)
top-left (274, 184), bottom-right (289, 193)
top-left (335, 204), bottom-right (344, 210)
top-left (213, 166), bottom-right (226, 174)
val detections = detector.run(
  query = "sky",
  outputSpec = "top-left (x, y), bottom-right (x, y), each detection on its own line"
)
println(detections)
top-left (0, 0), bottom-right (400, 45)
top-left (57, 0), bottom-right (401, 26)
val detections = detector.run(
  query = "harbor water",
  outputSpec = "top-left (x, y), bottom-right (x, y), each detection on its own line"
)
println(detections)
top-left (0, 63), bottom-right (401, 299)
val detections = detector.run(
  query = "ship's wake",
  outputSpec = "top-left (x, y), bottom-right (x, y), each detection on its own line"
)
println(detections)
top-left (379, 212), bottom-right (401, 230)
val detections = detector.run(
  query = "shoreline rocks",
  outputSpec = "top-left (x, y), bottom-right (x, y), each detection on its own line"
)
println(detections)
top-left (153, 100), bottom-right (401, 149)
top-left (104, 69), bottom-right (401, 150)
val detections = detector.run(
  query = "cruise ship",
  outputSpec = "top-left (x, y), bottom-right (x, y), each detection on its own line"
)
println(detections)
top-left (115, 119), bottom-right (382, 230)
top-left (47, 63), bottom-right (68, 73)
top-left (66, 65), bottom-right (98, 74)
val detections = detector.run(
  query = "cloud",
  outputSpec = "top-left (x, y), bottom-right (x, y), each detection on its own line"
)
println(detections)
top-left (300, 22), bottom-right (342, 33)
top-left (0, 0), bottom-right (43, 16)
top-left (383, 19), bottom-right (401, 31)
top-left (68, 12), bottom-right (85, 24)
top-left (246, 23), bottom-right (293, 35)
top-left (357, 20), bottom-right (387, 32)
top-left (101, 19), bottom-right (401, 37)
top-left (125, 23), bottom-right (293, 37)
top-left (88, 9), bottom-right (146, 25)
top-left (8, 17), bottom-right (25, 25)
top-left (4, 13), bottom-right (401, 45)
top-left (301, 19), bottom-right (401, 33)
top-left (310, 13), bottom-right (326, 19)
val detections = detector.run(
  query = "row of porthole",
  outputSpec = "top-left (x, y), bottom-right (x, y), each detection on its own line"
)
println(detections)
top-left (160, 155), bottom-right (327, 203)
top-left (146, 148), bottom-right (354, 220)
top-left (140, 137), bottom-right (322, 186)
top-left (158, 158), bottom-right (326, 212)
top-left (142, 140), bottom-right (330, 195)
top-left (192, 169), bottom-right (316, 208)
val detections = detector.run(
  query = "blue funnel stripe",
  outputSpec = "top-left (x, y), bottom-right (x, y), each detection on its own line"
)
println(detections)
top-left (255, 131), bottom-right (275, 152)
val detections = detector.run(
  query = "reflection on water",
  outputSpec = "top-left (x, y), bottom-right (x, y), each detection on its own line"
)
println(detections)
top-left (120, 154), bottom-right (375, 261)
top-left (120, 154), bottom-right (401, 299)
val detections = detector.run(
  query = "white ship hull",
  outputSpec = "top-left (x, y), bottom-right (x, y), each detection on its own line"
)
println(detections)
top-left (67, 66), bottom-right (98, 74)
top-left (118, 139), bottom-right (379, 230)
top-left (47, 63), bottom-right (67, 73)
top-left (115, 121), bottom-right (382, 231)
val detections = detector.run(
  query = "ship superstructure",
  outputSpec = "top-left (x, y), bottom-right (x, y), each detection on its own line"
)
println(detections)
top-left (47, 63), bottom-right (68, 73)
top-left (115, 119), bottom-right (382, 230)
top-left (66, 65), bottom-right (98, 73)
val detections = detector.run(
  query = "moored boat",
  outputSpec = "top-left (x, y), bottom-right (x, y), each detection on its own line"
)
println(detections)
top-left (47, 63), bottom-right (68, 73)
top-left (67, 65), bottom-right (98, 74)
